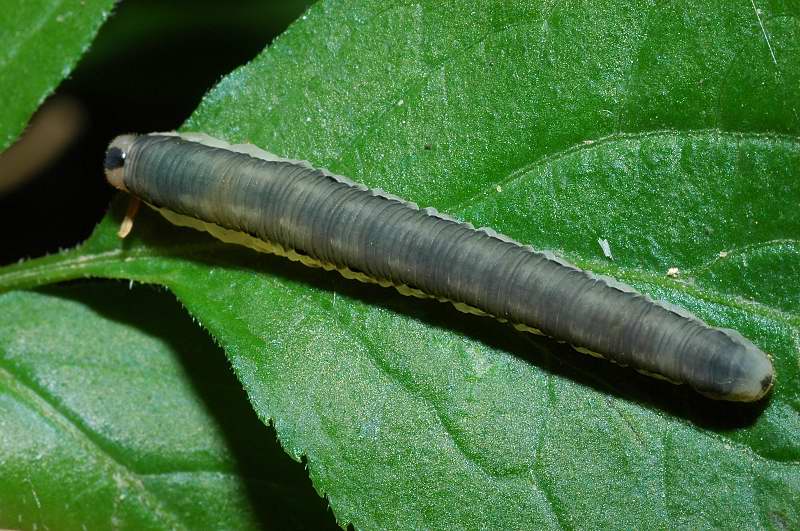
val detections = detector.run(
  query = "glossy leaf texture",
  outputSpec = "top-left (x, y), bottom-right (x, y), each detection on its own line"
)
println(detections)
top-left (0, 283), bottom-right (336, 529)
top-left (0, 0), bottom-right (114, 151)
top-left (1, 0), bottom-right (799, 528)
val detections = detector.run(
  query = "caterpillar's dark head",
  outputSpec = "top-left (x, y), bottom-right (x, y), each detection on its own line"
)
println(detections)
top-left (104, 134), bottom-right (137, 192)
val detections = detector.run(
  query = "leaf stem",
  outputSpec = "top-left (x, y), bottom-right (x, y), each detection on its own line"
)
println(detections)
top-left (0, 247), bottom-right (124, 293)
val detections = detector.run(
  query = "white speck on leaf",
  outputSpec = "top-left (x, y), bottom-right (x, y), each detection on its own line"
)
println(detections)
top-left (666, 267), bottom-right (680, 278)
top-left (26, 478), bottom-right (41, 509)
top-left (750, 0), bottom-right (778, 66)
top-left (598, 238), bottom-right (613, 259)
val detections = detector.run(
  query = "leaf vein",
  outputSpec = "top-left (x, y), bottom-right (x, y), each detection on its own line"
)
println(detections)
top-left (448, 128), bottom-right (800, 212)
top-left (0, 365), bottom-right (184, 527)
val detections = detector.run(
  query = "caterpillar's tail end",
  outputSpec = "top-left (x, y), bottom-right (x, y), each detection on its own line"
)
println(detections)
top-left (745, 354), bottom-right (775, 402)
top-left (726, 337), bottom-right (775, 403)
top-left (700, 342), bottom-right (775, 402)
top-left (104, 134), bottom-right (137, 192)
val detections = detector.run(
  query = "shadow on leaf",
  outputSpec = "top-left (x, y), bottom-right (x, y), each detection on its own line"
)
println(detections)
top-left (42, 280), bottom-right (339, 530)
top-left (106, 197), bottom-right (771, 431)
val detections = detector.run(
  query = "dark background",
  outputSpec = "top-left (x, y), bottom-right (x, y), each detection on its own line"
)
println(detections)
top-left (0, 0), bottom-right (314, 265)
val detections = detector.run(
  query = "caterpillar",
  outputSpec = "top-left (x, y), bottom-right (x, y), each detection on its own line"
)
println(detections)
top-left (104, 132), bottom-right (774, 402)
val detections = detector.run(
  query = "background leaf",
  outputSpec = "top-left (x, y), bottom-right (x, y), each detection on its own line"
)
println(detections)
top-left (0, 283), bottom-right (336, 529)
top-left (1, 0), bottom-right (799, 528)
top-left (0, 0), bottom-right (313, 263)
top-left (0, 0), bottom-right (114, 151)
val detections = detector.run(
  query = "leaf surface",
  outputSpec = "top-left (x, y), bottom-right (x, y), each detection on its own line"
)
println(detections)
top-left (2, 1), bottom-right (799, 528)
top-left (0, 284), bottom-right (335, 529)
top-left (0, 0), bottom-right (114, 151)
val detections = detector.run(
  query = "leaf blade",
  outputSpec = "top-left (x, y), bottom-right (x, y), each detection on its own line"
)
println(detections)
top-left (0, 0), bottom-right (115, 151)
top-left (2, 0), bottom-right (799, 528)
top-left (0, 285), bottom-right (336, 529)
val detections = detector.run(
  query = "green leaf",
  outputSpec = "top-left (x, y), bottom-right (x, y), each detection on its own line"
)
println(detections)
top-left (2, 0), bottom-right (799, 528)
top-left (0, 283), bottom-right (335, 529)
top-left (0, 0), bottom-right (115, 151)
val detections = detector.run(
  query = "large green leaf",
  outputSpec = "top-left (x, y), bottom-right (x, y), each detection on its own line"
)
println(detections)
top-left (0, 283), bottom-right (336, 529)
top-left (0, 0), bottom-right (114, 151)
top-left (2, 0), bottom-right (799, 528)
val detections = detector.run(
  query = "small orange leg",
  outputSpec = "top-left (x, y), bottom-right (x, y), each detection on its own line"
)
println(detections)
top-left (117, 196), bottom-right (141, 238)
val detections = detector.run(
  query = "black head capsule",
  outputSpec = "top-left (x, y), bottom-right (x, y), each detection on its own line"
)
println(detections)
top-left (104, 147), bottom-right (125, 170)
top-left (104, 134), bottom-right (138, 192)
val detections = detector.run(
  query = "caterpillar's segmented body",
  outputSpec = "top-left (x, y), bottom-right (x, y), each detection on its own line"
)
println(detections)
top-left (104, 133), bottom-right (774, 402)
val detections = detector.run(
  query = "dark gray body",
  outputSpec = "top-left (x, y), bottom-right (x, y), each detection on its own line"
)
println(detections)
top-left (108, 134), bottom-right (774, 401)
